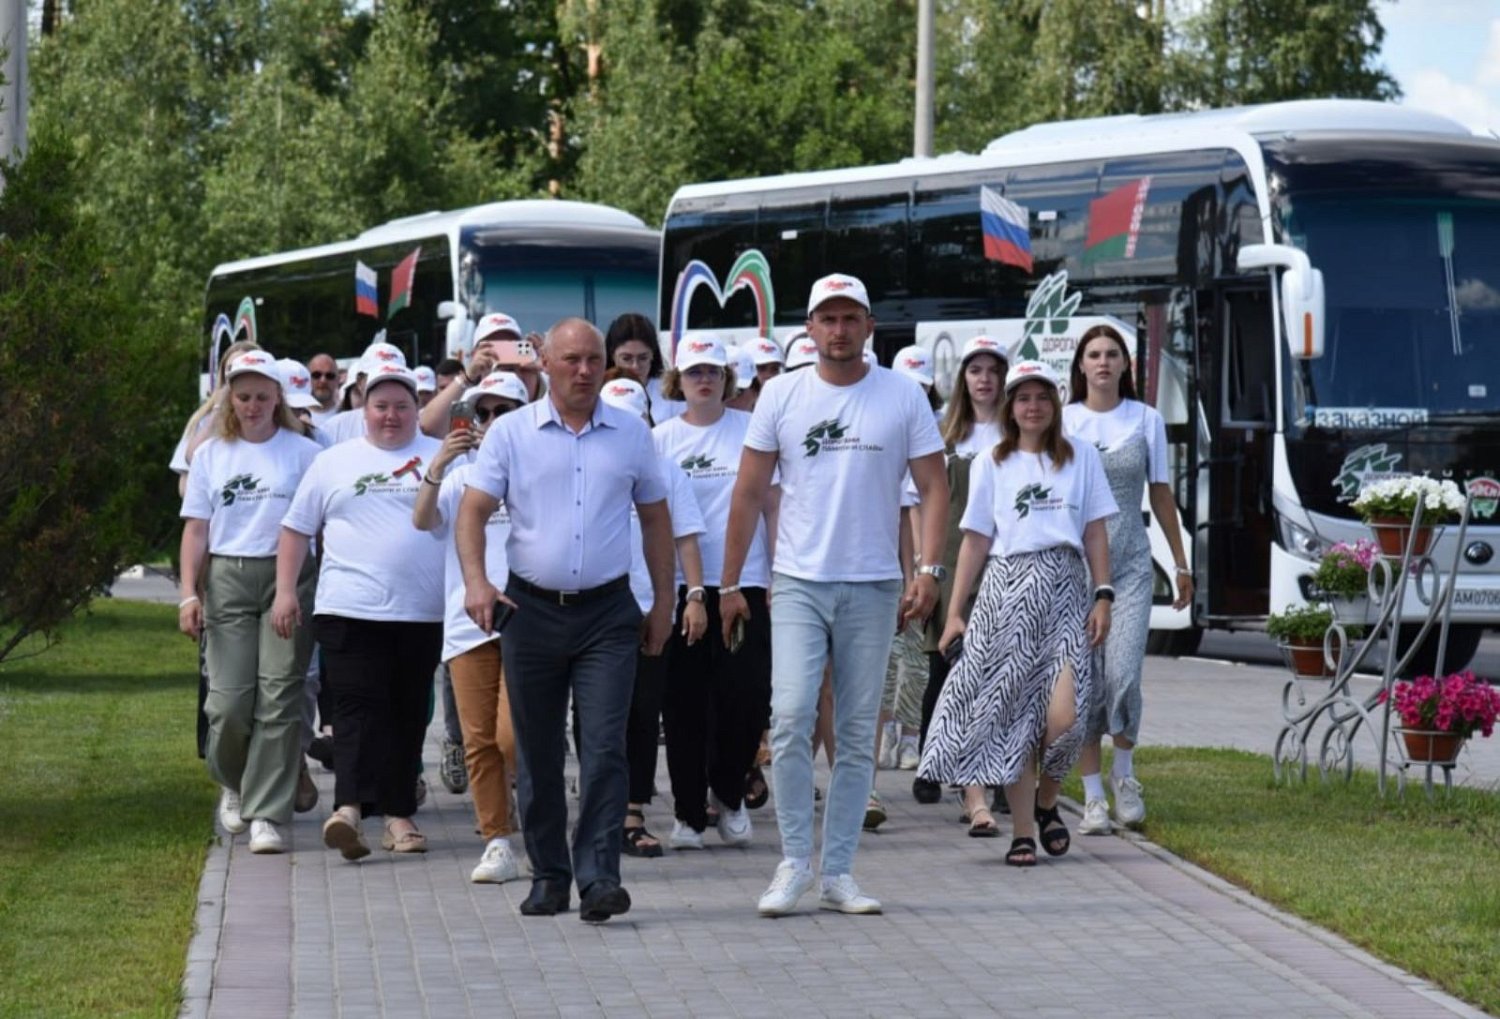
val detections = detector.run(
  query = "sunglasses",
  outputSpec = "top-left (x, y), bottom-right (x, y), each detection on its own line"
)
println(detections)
top-left (473, 404), bottom-right (516, 424)
top-left (310, 371), bottom-right (338, 381)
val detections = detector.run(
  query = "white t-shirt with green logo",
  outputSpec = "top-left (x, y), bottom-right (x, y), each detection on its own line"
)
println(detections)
top-left (745, 365), bottom-right (944, 582)
top-left (429, 459), bottom-right (510, 663)
top-left (1061, 400), bottom-right (1168, 485)
top-left (181, 428), bottom-right (322, 557)
top-left (653, 409), bottom-right (772, 588)
top-left (960, 441), bottom-right (1118, 557)
top-left (282, 434), bottom-right (445, 622)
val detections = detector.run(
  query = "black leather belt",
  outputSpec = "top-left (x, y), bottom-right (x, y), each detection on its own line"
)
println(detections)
top-left (509, 574), bottom-right (629, 607)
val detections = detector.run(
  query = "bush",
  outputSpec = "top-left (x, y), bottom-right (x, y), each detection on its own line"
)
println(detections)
top-left (0, 127), bottom-right (192, 662)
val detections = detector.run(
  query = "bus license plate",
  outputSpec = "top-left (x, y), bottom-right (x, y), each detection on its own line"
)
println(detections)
top-left (1452, 588), bottom-right (1500, 608)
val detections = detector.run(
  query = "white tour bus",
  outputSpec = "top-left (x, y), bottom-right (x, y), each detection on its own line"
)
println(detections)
top-left (659, 100), bottom-right (1500, 671)
top-left (202, 199), bottom-right (661, 393)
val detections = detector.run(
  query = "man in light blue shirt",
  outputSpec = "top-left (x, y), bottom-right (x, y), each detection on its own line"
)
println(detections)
top-left (457, 318), bottom-right (674, 923)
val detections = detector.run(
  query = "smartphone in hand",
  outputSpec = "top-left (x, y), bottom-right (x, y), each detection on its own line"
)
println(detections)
top-left (449, 394), bottom-right (477, 432)
top-left (727, 617), bottom-right (747, 654)
top-left (941, 634), bottom-right (965, 665)
top-left (491, 600), bottom-right (515, 634)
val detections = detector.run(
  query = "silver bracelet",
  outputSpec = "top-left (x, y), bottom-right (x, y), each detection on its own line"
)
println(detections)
top-left (178, 595), bottom-right (200, 608)
top-left (718, 584), bottom-right (742, 596)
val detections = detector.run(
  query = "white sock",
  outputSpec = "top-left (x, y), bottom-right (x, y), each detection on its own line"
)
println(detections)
top-left (1112, 748), bottom-right (1135, 779)
top-left (784, 856), bottom-right (811, 874)
top-left (1082, 772), bottom-right (1107, 802)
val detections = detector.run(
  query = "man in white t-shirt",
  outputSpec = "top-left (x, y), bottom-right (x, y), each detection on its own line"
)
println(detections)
top-left (720, 273), bottom-right (950, 917)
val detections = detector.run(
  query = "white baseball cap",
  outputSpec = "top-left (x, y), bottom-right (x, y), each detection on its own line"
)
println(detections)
top-left (413, 365), bottom-right (437, 393)
top-left (473, 312), bottom-right (523, 344)
top-left (960, 334), bottom-right (1008, 367)
top-left (729, 346), bottom-right (756, 391)
top-left (892, 345), bottom-right (934, 387)
top-left (363, 362), bottom-right (421, 399)
top-left (225, 350), bottom-right (282, 386)
top-left (360, 341), bottom-right (407, 372)
top-left (470, 370), bottom-right (528, 406)
top-left (675, 336), bottom-right (729, 371)
top-left (785, 336), bottom-right (820, 370)
top-left (1004, 359), bottom-right (1061, 395)
top-left (276, 358), bottom-right (322, 409)
top-left (600, 377), bottom-right (649, 418)
top-left (748, 336), bottom-right (784, 366)
top-left (807, 273), bottom-right (870, 314)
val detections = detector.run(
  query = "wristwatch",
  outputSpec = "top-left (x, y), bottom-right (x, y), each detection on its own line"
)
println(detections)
top-left (917, 564), bottom-right (948, 582)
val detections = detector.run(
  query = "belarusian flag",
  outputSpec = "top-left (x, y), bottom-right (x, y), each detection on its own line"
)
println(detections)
top-left (388, 246), bottom-right (421, 317)
top-left (1083, 178), bottom-right (1152, 264)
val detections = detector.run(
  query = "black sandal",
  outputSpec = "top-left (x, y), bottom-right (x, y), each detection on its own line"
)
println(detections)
top-left (967, 806), bottom-right (1001, 838)
top-left (622, 809), bottom-right (663, 858)
top-left (1005, 836), bottom-right (1037, 867)
top-left (744, 766), bottom-right (769, 810)
top-left (1035, 802), bottom-right (1071, 857)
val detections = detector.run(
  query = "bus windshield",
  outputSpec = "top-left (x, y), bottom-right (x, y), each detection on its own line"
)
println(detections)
top-left (461, 232), bottom-right (659, 333)
top-left (1279, 192), bottom-right (1500, 427)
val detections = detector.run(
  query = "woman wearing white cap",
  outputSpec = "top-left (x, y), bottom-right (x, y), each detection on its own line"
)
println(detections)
top-left (919, 360), bottom-right (1116, 867)
top-left (725, 345), bottom-right (759, 412)
top-left (323, 340), bottom-right (410, 444)
top-left (1063, 325), bottom-right (1192, 834)
top-left (599, 376), bottom-right (708, 857)
top-left (606, 313), bottom-right (684, 423)
top-left (653, 338), bottom-right (776, 849)
top-left (274, 363), bottom-right (445, 861)
top-left (413, 371), bottom-right (530, 883)
top-left (179, 350), bottom-right (323, 853)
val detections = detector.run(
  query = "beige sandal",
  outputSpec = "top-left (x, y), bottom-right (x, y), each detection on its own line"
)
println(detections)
top-left (322, 808), bottom-right (370, 861)
top-left (381, 819), bottom-right (427, 853)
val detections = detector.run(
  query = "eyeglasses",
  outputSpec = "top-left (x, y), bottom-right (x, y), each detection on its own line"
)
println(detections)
top-left (310, 371), bottom-right (338, 381)
top-left (473, 404), bottom-right (516, 424)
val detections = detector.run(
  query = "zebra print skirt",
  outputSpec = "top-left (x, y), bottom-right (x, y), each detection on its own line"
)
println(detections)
top-left (918, 547), bottom-right (1092, 787)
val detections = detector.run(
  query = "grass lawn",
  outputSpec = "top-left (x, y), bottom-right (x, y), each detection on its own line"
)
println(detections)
top-left (1074, 747), bottom-right (1500, 1014)
top-left (0, 600), bottom-right (212, 1019)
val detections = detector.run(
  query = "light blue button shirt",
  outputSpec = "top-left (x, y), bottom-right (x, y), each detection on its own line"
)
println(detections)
top-left (467, 396), bottom-right (668, 591)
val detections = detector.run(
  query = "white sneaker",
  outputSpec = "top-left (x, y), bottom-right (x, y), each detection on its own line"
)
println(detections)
top-left (669, 819), bottom-right (704, 851)
top-left (1111, 775), bottom-right (1146, 828)
top-left (818, 874), bottom-right (882, 914)
top-left (897, 735), bottom-right (920, 770)
top-left (248, 818), bottom-right (286, 854)
top-left (758, 861), bottom-right (815, 916)
top-left (711, 794), bottom-right (752, 847)
top-left (876, 721), bottom-right (899, 769)
top-left (470, 838), bottom-right (523, 883)
top-left (1078, 798), bottom-right (1113, 835)
top-left (218, 788), bottom-right (247, 834)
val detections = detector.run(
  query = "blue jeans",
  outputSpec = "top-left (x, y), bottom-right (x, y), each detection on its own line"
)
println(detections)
top-left (769, 573), bottom-right (902, 877)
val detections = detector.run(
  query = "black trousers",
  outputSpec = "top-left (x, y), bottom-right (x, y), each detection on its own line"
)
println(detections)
top-left (315, 615), bottom-right (442, 818)
top-left (503, 580), bottom-right (640, 893)
top-left (919, 650), bottom-right (951, 752)
top-left (662, 586), bottom-right (772, 830)
top-left (625, 650), bottom-right (667, 804)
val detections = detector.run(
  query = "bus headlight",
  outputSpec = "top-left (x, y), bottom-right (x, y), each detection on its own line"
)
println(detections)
top-left (1276, 512), bottom-right (1324, 561)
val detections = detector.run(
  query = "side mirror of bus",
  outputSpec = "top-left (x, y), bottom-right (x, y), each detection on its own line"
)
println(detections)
top-left (435, 300), bottom-right (458, 321)
top-left (1236, 244), bottom-right (1326, 360)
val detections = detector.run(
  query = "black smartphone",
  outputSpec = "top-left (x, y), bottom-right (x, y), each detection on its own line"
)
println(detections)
top-left (728, 617), bottom-right (747, 654)
top-left (491, 600), bottom-right (515, 634)
top-left (941, 634), bottom-right (965, 665)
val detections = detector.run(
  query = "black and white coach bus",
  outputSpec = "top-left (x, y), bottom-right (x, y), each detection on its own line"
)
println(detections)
top-left (659, 100), bottom-right (1500, 668)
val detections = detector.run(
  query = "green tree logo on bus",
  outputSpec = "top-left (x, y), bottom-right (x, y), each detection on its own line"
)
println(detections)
top-left (1018, 272), bottom-right (1082, 361)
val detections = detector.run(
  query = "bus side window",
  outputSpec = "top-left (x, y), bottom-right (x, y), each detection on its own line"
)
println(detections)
top-left (1223, 288), bottom-right (1274, 425)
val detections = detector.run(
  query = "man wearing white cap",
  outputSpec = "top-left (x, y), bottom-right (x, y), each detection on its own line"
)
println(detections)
top-left (719, 272), bottom-right (950, 917)
top-left (456, 317), bottom-right (675, 924)
top-left (748, 336), bottom-right (785, 386)
top-left (420, 312), bottom-right (539, 437)
top-left (413, 366), bottom-right (438, 408)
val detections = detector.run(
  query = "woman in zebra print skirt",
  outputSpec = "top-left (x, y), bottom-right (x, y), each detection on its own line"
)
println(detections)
top-left (918, 361), bottom-right (1117, 866)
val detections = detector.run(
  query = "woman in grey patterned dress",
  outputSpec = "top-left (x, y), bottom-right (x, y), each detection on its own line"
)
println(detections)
top-left (1062, 326), bottom-right (1193, 834)
top-left (919, 361), bottom-right (1117, 866)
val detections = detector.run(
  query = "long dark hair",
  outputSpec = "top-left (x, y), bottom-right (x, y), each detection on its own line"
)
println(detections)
top-left (1068, 324), bottom-right (1137, 403)
top-left (605, 313), bottom-right (664, 380)
top-left (993, 380), bottom-right (1073, 469)
top-left (939, 350), bottom-right (1007, 447)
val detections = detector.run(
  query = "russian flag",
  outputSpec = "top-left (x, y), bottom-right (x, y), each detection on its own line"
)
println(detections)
top-left (355, 261), bottom-right (379, 317)
top-left (980, 186), bottom-right (1032, 273)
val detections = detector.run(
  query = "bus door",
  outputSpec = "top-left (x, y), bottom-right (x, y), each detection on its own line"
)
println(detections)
top-left (1195, 284), bottom-right (1276, 619)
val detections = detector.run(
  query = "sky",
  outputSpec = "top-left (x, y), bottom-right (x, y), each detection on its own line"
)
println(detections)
top-left (1377, 0), bottom-right (1500, 135)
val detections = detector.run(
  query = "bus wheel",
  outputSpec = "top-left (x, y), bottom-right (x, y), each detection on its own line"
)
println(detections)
top-left (1394, 624), bottom-right (1483, 678)
top-left (1146, 626), bottom-right (1203, 658)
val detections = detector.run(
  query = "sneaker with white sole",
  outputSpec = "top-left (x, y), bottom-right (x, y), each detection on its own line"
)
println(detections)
top-left (897, 735), bottom-right (920, 770)
top-left (439, 736), bottom-right (468, 794)
top-left (248, 818), bottom-right (286, 854)
top-left (470, 838), bottom-right (523, 883)
top-left (757, 861), bottom-right (815, 916)
top-left (218, 788), bottom-right (247, 834)
top-left (819, 874), bottom-right (882, 914)
top-left (711, 794), bottom-right (752, 847)
top-left (1078, 798), bottom-right (1113, 835)
top-left (1111, 775), bottom-right (1146, 828)
top-left (876, 721), bottom-right (899, 769)
top-left (322, 807), bottom-right (371, 861)
top-left (669, 819), bottom-right (705, 850)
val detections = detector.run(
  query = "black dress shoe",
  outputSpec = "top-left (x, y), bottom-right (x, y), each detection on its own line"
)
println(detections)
top-left (307, 735), bottom-right (334, 770)
top-left (519, 881), bottom-right (570, 916)
top-left (579, 881), bottom-right (631, 924)
top-left (912, 776), bottom-right (942, 804)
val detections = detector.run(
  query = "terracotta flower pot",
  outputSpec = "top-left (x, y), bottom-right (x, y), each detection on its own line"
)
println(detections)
top-left (1367, 517), bottom-right (1435, 559)
top-left (1397, 729), bottom-right (1464, 764)
top-left (1282, 640), bottom-right (1337, 679)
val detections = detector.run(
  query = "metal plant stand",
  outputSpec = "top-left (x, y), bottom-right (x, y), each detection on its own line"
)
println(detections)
top-left (1272, 497), bottom-right (1473, 798)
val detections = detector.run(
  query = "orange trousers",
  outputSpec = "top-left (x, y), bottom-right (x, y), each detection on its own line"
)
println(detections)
top-left (447, 641), bottom-right (515, 839)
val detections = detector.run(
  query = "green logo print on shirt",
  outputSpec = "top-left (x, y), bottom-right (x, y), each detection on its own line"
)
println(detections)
top-left (220, 474), bottom-right (262, 506)
top-left (802, 418), bottom-right (849, 458)
top-left (1013, 482), bottom-right (1053, 519)
top-left (353, 472), bottom-right (391, 496)
top-left (680, 453), bottom-right (715, 472)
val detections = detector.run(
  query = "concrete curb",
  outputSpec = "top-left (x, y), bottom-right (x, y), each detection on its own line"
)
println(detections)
top-left (1058, 796), bottom-right (1488, 1019)
top-left (178, 832), bottom-right (229, 1019)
